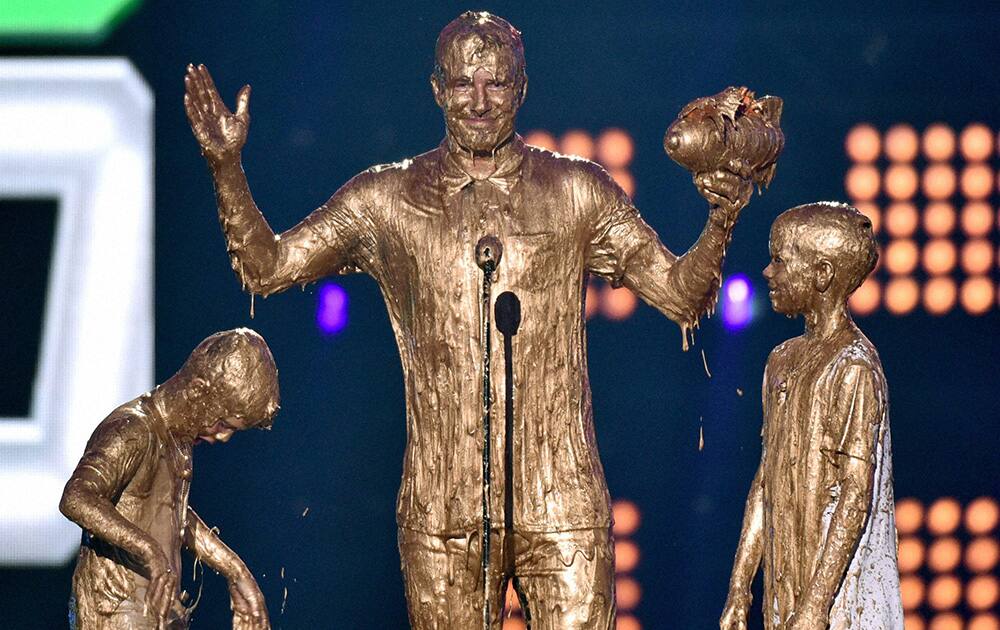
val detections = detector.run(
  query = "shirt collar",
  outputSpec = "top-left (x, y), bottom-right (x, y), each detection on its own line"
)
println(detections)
top-left (439, 133), bottom-right (525, 197)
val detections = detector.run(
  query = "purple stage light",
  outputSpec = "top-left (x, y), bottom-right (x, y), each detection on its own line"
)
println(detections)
top-left (316, 282), bottom-right (349, 334)
top-left (721, 274), bottom-right (753, 330)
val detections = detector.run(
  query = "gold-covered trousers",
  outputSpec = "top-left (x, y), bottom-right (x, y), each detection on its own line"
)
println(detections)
top-left (398, 527), bottom-right (615, 629)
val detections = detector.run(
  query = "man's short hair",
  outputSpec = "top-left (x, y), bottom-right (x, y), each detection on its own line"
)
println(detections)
top-left (773, 201), bottom-right (879, 295)
top-left (433, 11), bottom-right (526, 89)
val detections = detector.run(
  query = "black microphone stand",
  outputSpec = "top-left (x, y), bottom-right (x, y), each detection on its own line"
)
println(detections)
top-left (474, 236), bottom-right (502, 630)
top-left (494, 290), bottom-right (525, 623)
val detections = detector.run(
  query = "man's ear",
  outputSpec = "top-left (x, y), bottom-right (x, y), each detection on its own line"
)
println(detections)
top-left (814, 259), bottom-right (834, 293)
top-left (430, 73), bottom-right (446, 109)
top-left (518, 74), bottom-right (528, 106)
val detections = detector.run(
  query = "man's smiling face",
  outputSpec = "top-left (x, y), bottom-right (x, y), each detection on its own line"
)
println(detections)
top-left (433, 33), bottom-right (523, 154)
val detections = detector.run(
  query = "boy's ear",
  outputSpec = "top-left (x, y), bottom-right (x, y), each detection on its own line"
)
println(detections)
top-left (814, 259), bottom-right (834, 293)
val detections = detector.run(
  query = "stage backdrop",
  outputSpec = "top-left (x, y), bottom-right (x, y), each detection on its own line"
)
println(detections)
top-left (2, 2), bottom-right (998, 628)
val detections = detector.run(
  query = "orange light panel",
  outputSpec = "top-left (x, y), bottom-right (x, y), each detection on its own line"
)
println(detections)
top-left (901, 575), bottom-right (926, 610)
top-left (612, 500), bottom-right (641, 536)
top-left (969, 614), bottom-right (1000, 630)
top-left (885, 277), bottom-right (918, 315)
top-left (503, 618), bottom-right (527, 630)
top-left (846, 124), bottom-right (881, 162)
top-left (928, 538), bottom-right (962, 573)
top-left (923, 124), bottom-right (957, 161)
top-left (561, 130), bottom-right (595, 160)
top-left (966, 498), bottom-right (1000, 535)
top-left (967, 575), bottom-right (1000, 611)
top-left (585, 282), bottom-right (599, 319)
top-left (846, 164), bottom-right (881, 201)
top-left (856, 202), bottom-right (881, 234)
top-left (505, 582), bottom-right (521, 611)
top-left (929, 612), bottom-right (964, 630)
top-left (886, 164), bottom-right (920, 201)
top-left (961, 164), bottom-right (994, 200)
top-left (524, 130), bottom-right (558, 152)
top-left (610, 168), bottom-right (635, 198)
top-left (597, 128), bottom-right (635, 168)
top-left (905, 614), bottom-right (926, 630)
top-left (923, 164), bottom-right (957, 200)
top-left (615, 540), bottom-right (640, 573)
top-left (924, 202), bottom-right (957, 237)
top-left (601, 284), bottom-right (638, 320)
top-left (928, 575), bottom-right (962, 610)
top-left (886, 203), bottom-right (919, 237)
top-left (616, 576), bottom-right (642, 610)
top-left (961, 202), bottom-right (994, 237)
top-left (961, 123), bottom-right (994, 161)
top-left (886, 124), bottom-right (919, 162)
top-left (962, 239), bottom-right (994, 275)
top-left (928, 498), bottom-right (963, 535)
top-left (966, 537), bottom-right (1000, 574)
top-left (616, 615), bottom-right (642, 630)
top-left (899, 537), bottom-right (926, 573)
top-left (886, 240), bottom-right (919, 275)
top-left (897, 499), bottom-right (925, 535)
top-left (923, 240), bottom-right (958, 276)
top-left (849, 278), bottom-right (881, 315)
top-left (923, 277), bottom-right (957, 315)
top-left (960, 276), bottom-right (994, 315)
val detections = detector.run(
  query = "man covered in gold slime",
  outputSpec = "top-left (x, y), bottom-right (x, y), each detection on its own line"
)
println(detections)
top-left (60, 329), bottom-right (279, 630)
top-left (720, 203), bottom-right (903, 630)
top-left (186, 12), bottom-right (753, 629)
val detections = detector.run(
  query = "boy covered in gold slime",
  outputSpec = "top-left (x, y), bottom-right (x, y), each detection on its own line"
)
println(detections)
top-left (720, 203), bottom-right (903, 630)
top-left (60, 329), bottom-right (279, 630)
top-left (186, 11), bottom-right (754, 629)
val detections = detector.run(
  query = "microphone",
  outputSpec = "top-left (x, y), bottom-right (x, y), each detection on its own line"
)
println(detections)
top-left (475, 236), bottom-right (503, 275)
top-left (495, 291), bottom-right (521, 336)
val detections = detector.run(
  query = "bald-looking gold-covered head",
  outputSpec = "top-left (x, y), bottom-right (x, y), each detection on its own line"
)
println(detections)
top-left (764, 202), bottom-right (878, 316)
top-left (164, 328), bottom-right (280, 443)
top-left (431, 12), bottom-right (527, 154)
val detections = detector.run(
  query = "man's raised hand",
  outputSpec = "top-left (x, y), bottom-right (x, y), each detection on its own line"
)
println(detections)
top-left (184, 64), bottom-right (251, 164)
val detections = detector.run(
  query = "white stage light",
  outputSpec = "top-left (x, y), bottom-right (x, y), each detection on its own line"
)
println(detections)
top-left (0, 59), bottom-right (153, 565)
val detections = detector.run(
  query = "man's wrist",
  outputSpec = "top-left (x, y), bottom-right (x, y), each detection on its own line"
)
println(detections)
top-left (708, 205), bottom-right (738, 230)
top-left (207, 151), bottom-right (241, 173)
top-left (725, 585), bottom-right (751, 607)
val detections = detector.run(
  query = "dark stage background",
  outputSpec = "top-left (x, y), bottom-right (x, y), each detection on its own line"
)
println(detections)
top-left (2, 2), bottom-right (999, 628)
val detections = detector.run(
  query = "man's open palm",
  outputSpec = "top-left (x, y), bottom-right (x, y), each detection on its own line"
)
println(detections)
top-left (184, 64), bottom-right (250, 163)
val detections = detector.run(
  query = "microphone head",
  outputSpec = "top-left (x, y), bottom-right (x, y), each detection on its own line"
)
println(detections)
top-left (475, 236), bottom-right (503, 272)
top-left (495, 291), bottom-right (521, 336)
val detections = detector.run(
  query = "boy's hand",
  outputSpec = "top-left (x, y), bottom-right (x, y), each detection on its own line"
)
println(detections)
top-left (719, 591), bottom-right (750, 630)
top-left (787, 600), bottom-right (829, 630)
top-left (145, 556), bottom-right (178, 629)
top-left (228, 568), bottom-right (269, 629)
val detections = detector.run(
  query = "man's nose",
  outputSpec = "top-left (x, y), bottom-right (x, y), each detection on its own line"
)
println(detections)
top-left (762, 264), bottom-right (773, 280)
top-left (471, 68), bottom-right (493, 116)
top-left (472, 82), bottom-right (490, 116)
